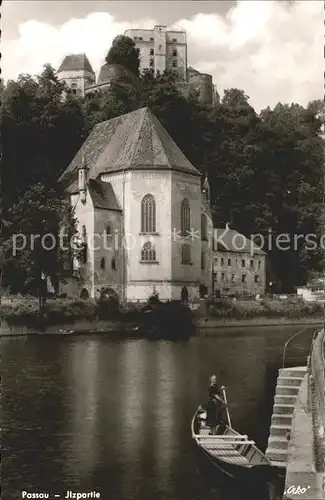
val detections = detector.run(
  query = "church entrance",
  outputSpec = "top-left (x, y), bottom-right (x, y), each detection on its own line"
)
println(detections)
top-left (181, 286), bottom-right (188, 304)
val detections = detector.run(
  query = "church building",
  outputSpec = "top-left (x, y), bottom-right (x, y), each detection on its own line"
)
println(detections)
top-left (59, 107), bottom-right (213, 302)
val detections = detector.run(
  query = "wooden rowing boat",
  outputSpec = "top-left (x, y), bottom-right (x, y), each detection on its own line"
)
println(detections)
top-left (191, 387), bottom-right (274, 480)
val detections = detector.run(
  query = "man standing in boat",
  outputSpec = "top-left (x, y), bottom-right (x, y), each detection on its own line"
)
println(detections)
top-left (207, 375), bottom-right (228, 435)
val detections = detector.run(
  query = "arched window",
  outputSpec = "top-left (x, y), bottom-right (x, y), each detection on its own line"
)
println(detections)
top-left (111, 257), bottom-right (117, 270)
top-left (181, 199), bottom-right (190, 236)
top-left (201, 214), bottom-right (207, 241)
top-left (141, 241), bottom-right (156, 262)
top-left (81, 225), bottom-right (87, 264)
top-left (141, 194), bottom-right (156, 233)
top-left (100, 257), bottom-right (105, 270)
top-left (181, 244), bottom-right (191, 265)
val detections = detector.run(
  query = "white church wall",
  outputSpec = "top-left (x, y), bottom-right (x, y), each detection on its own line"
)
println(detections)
top-left (93, 208), bottom-right (123, 296)
top-left (170, 171), bottom-right (202, 300)
top-left (125, 170), bottom-right (173, 301)
top-left (71, 191), bottom-right (95, 297)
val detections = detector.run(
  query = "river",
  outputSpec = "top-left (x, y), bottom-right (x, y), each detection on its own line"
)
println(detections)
top-left (1, 325), bottom-right (317, 500)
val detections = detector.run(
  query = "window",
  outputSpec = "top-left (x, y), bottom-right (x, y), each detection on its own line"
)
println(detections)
top-left (150, 37), bottom-right (154, 41)
top-left (221, 257), bottom-right (224, 266)
top-left (201, 251), bottom-right (205, 270)
top-left (141, 194), bottom-right (156, 233)
top-left (181, 199), bottom-right (190, 236)
top-left (213, 272), bottom-right (217, 280)
top-left (201, 214), bottom-right (207, 240)
top-left (111, 257), bottom-right (117, 270)
top-left (81, 225), bottom-right (87, 264)
top-left (100, 257), bottom-right (105, 270)
top-left (149, 59), bottom-right (154, 67)
top-left (258, 260), bottom-right (261, 270)
top-left (241, 259), bottom-right (246, 268)
top-left (172, 49), bottom-right (177, 56)
top-left (228, 258), bottom-right (231, 267)
top-left (105, 225), bottom-right (112, 245)
top-left (231, 274), bottom-right (235, 283)
top-left (141, 241), bottom-right (156, 262)
top-left (214, 257), bottom-right (218, 264)
top-left (250, 260), bottom-right (254, 269)
top-left (181, 244), bottom-right (191, 264)
top-left (242, 274), bottom-right (246, 283)
top-left (255, 275), bottom-right (259, 283)
top-left (221, 272), bottom-right (225, 280)
top-left (159, 44), bottom-right (162, 50)
top-left (172, 38), bottom-right (177, 42)
top-left (172, 61), bottom-right (177, 68)
top-left (150, 48), bottom-right (154, 55)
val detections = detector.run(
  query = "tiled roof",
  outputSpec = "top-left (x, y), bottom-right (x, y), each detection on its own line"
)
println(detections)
top-left (97, 63), bottom-right (140, 88)
top-left (59, 107), bottom-right (200, 186)
top-left (57, 54), bottom-right (95, 74)
top-left (88, 179), bottom-right (121, 211)
top-left (66, 179), bottom-right (121, 211)
top-left (213, 228), bottom-right (266, 255)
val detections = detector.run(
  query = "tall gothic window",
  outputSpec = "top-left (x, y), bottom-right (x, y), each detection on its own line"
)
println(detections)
top-left (141, 241), bottom-right (156, 262)
top-left (201, 214), bottom-right (207, 240)
top-left (141, 194), bottom-right (156, 233)
top-left (181, 244), bottom-right (191, 265)
top-left (181, 199), bottom-right (190, 236)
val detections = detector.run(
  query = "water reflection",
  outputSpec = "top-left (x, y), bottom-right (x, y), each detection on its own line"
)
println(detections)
top-left (1, 327), bottom-right (315, 500)
top-left (63, 341), bottom-right (100, 479)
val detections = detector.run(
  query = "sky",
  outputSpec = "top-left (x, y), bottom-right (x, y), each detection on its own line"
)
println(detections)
top-left (2, 0), bottom-right (323, 112)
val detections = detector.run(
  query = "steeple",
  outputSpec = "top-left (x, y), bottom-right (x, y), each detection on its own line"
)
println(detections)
top-left (78, 153), bottom-right (89, 203)
top-left (202, 173), bottom-right (210, 206)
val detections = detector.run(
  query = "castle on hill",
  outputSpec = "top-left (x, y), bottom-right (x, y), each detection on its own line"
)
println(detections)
top-left (56, 25), bottom-right (218, 105)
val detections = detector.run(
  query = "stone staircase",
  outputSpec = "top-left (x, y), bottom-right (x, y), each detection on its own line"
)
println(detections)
top-left (266, 366), bottom-right (307, 467)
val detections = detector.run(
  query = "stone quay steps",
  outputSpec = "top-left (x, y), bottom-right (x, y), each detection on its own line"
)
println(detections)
top-left (266, 366), bottom-right (306, 467)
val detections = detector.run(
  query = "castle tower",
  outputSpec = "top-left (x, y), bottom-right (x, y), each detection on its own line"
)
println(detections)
top-left (57, 53), bottom-right (96, 97)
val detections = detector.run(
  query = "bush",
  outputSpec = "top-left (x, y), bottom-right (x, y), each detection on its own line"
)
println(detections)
top-left (206, 296), bottom-right (323, 320)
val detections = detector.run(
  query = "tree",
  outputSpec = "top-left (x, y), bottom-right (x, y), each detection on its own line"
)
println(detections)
top-left (1, 183), bottom-right (78, 295)
top-left (0, 65), bottom-right (86, 207)
top-left (105, 35), bottom-right (140, 77)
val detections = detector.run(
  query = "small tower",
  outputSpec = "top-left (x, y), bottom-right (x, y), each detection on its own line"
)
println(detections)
top-left (57, 54), bottom-right (95, 97)
top-left (78, 154), bottom-right (89, 203)
top-left (202, 173), bottom-right (210, 207)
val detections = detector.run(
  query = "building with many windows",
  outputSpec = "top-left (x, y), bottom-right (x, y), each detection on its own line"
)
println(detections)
top-left (213, 225), bottom-right (266, 296)
top-left (56, 26), bottom-right (217, 105)
top-left (59, 106), bottom-right (213, 302)
top-left (124, 25), bottom-right (187, 80)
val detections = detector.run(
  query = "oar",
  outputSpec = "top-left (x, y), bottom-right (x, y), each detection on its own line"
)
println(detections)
top-left (221, 385), bottom-right (232, 428)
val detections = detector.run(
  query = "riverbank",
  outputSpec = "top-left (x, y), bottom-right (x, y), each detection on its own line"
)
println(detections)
top-left (1, 314), bottom-right (323, 338)
top-left (0, 297), bottom-right (192, 338)
top-left (195, 316), bottom-right (324, 330)
top-left (0, 295), bottom-right (323, 337)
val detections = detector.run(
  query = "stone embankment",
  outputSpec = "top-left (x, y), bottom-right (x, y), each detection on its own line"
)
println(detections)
top-left (283, 373), bottom-right (324, 500)
top-left (266, 366), bottom-right (307, 467)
